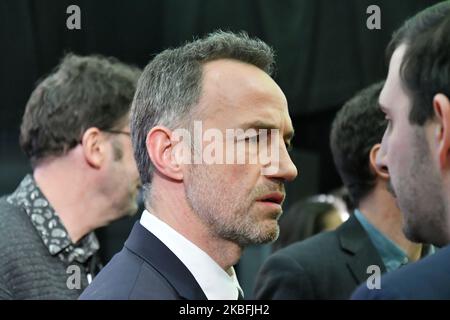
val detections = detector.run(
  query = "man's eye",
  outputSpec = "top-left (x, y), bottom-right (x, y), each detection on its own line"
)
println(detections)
top-left (246, 135), bottom-right (259, 143)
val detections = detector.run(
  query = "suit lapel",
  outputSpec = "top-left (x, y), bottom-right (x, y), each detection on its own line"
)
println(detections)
top-left (338, 215), bottom-right (386, 284)
top-left (125, 222), bottom-right (207, 300)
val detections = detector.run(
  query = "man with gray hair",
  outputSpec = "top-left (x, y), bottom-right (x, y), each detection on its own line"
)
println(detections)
top-left (80, 31), bottom-right (297, 300)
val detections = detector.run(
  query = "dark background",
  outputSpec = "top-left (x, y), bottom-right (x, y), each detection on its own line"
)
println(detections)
top-left (0, 0), bottom-right (442, 297)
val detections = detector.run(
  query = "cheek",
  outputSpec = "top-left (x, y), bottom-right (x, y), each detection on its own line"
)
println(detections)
top-left (220, 165), bottom-right (259, 191)
top-left (388, 128), bottom-right (413, 171)
top-left (124, 150), bottom-right (138, 176)
top-left (128, 159), bottom-right (139, 177)
top-left (221, 165), bottom-right (247, 186)
top-left (385, 125), bottom-right (400, 159)
top-left (388, 143), bottom-right (402, 171)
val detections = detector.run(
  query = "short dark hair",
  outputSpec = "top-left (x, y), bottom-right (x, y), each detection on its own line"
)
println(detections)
top-left (387, 1), bottom-right (450, 125)
top-left (131, 30), bottom-right (275, 189)
top-left (20, 53), bottom-right (141, 167)
top-left (330, 82), bottom-right (385, 206)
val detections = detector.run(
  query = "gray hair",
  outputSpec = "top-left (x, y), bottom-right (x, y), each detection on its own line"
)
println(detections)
top-left (131, 30), bottom-right (275, 190)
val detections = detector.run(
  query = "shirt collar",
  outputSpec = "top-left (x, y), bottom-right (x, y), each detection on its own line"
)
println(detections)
top-left (6, 174), bottom-right (99, 264)
top-left (354, 209), bottom-right (409, 272)
top-left (140, 210), bottom-right (243, 300)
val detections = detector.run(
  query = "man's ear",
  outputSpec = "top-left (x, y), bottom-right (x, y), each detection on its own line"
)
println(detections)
top-left (369, 143), bottom-right (389, 180)
top-left (145, 126), bottom-right (184, 182)
top-left (81, 127), bottom-right (105, 169)
top-left (433, 93), bottom-right (450, 170)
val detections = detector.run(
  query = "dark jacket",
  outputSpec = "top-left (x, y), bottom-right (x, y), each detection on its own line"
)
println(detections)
top-left (352, 244), bottom-right (450, 299)
top-left (254, 215), bottom-right (386, 299)
top-left (79, 222), bottom-right (207, 300)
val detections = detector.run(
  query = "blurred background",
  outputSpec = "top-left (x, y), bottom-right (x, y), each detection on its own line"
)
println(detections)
top-left (0, 0), bottom-right (442, 297)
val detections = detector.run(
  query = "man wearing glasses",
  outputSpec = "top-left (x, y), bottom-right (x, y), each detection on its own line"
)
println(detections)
top-left (0, 54), bottom-right (141, 299)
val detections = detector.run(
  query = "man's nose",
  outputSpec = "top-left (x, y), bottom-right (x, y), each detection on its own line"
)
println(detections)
top-left (280, 151), bottom-right (298, 182)
top-left (263, 145), bottom-right (298, 182)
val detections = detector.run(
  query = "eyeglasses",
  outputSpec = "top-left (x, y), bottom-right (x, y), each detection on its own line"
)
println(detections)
top-left (102, 129), bottom-right (131, 137)
top-left (78, 129), bottom-right (131, 145)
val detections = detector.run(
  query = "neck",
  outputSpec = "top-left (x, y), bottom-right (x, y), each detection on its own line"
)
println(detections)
top-left (33, 154), bottom-right (107, 243)
top-left (147, 178), bottom-right (242, 271)
top-left (358, 184), bottom-right (423, 262)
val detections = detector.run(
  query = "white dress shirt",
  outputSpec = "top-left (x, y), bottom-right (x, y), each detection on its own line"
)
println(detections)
top-left (140, 210), bottom-right (244, 300)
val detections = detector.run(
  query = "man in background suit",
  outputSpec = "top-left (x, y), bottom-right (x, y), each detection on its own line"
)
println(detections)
top-left (254, 81), bottom-right (432, 299)
top-left (353, 1), bottom-right (450, 299)
top-left (80, 31), bottom-right (298, 300)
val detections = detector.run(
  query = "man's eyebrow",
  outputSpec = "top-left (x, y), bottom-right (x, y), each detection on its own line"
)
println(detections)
top-left (239, 120), bottom-right (295, 142)
top-left (240, 120), bottom-right (278, 131)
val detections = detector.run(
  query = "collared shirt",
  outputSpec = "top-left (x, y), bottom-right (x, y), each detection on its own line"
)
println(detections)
top-left (140, 210), bottom-right (244, 300)
top-left (354, 209), bottom-right (435, 272)
top-left (6, 175), bottom-right (100, 268)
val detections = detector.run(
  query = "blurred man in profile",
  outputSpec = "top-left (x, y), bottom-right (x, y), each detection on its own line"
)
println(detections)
top-left (80, 31), bottom-right (297, 300)
top-left (0, 54), bottom-right (141, 299)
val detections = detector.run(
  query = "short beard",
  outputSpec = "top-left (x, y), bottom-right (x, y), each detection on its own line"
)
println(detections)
top-left (386, 179), bottom-right (397, 198)
top-left (399, 128), bottom-right (448, 246)
top-left (185, 164), bottom-right (282, 247)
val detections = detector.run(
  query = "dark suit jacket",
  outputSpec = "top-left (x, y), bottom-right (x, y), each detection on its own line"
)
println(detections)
top-left (254, 215), bottom-right (386, 299)
top-left (79, 222), bottom-right (207, 300)
top-left (352, 244), bottom-right (450, 299)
